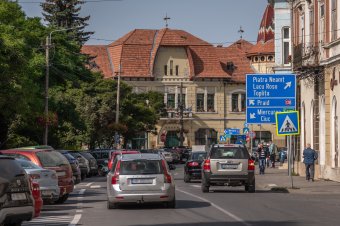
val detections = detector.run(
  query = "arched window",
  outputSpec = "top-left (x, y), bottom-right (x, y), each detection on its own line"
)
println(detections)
top-left (195, 128), bottom-right (217, 146)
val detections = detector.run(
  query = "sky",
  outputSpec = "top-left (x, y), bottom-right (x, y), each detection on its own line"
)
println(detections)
top-left (18, 0), bottom-right (269, 46)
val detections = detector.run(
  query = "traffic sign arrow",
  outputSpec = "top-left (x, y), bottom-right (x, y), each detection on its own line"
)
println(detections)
top-left (284, 81), bottom-right (292, 90)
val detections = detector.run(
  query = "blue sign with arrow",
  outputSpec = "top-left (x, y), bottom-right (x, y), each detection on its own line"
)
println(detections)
top-left (275, 111), bottom-right (300, 136)
top-left (246, 74), bottom-right (296, 124)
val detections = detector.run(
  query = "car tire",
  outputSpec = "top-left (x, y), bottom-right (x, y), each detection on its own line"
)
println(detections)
top-left (107, 200), bottom-right (118, 209)
top-left (55, 194), bottom-right (69, 204)
top-left (247, 181), bottom-right (256, 193)
top-left (184, 173), bottom-right (191, 183)
top-left (201, 183), bottom-right (210, 193)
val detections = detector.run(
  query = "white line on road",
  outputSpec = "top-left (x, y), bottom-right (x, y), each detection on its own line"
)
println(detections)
top-left (68, 214), bottom-right (82, 226)
top-left (90, 185), bottom-right (101, 189)
top-left (79, 189), bottom-right (86, 195)
top-left (85, 182), bottom-right (93, 187)
top-left (177, 188), bottom-right (251, 226)
top-left (190, 185), bottom-right (201, 188)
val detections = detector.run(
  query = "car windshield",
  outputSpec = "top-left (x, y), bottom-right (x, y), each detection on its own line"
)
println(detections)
top-left (120, 160), bottom-right (163, 175)
top-left (17, 160), bottom-right (41, 169)
top-left (210, 147), bottom-right (248, 159)
top-left (36, 151), bottom-right (69, 167)
top-left (191, 152), bottom-right (207, 160)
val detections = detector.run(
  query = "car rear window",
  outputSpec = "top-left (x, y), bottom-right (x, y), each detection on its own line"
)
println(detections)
top-left (36, 151), bottom-right (69, 167)
top-left (210, 147), bottom-right (249, 159)
top-left (191, 152), bottom-right (207, 160)
top-left (120, 160), bottom-right (163, 175)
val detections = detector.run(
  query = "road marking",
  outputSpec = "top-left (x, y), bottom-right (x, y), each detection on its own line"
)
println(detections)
top-left (76, 209), bottom-right (83, 213)
top-left (177, 188), bottom-right (251, 226)
top-left (24, 216), bottom-right (73, 225)
top-left (79, 189), bottom-right (86, 195)
top-left (174, 173), bottom-right (179, 175)
top-left (68, 214), bottom-right (82, 226)
top-left (90, 185), bottom-right (101, 189)
top-left (191, 185), bottom-right (201, 188)
top-left (85, 182), bottom-right (93, 187)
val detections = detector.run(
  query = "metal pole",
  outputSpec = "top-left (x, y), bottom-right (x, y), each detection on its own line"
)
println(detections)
top-left (44, 36), bottom-right (50, 145)
top-left (115, 67), bottom-right (121, 148)
top-left (180, 82), bottom-right (184, 146)
top-left (290, 135), bottom-right (294, 188)
top-left (223, 80), bottom-right (227, 130)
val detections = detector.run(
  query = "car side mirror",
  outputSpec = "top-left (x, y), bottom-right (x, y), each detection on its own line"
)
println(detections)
top-left (169, 164), bottom-right (176, 170)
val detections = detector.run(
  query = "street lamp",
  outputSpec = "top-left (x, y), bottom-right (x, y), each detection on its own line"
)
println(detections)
top-left (44, 27), bottom-right (77, 145)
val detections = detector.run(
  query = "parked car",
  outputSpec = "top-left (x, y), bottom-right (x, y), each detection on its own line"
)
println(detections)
top-left (107, 153), bottom-right (176, 209)
top-left (77, 151), bottom-right (98, 177)
top-left (68, 151), bottom-right (90, 180)
top-left (0, 155), bottom-right (35, 225)
top-left (57, 150), bottom-right (81, 184)
top-left (158, 149), bottom-right (173, 164)
top-left (90, 149), bottom-right (116, 176)
top-left (201, 144), bottom-right (255, 193)
top-left (1, 146), bottom-right (74, 204)
top-left (16, 158), bottom-right (60, 204)
top-left (184, 151), bottom-right (207, 182)
top-left (107, 150), bottom-right (140, 171)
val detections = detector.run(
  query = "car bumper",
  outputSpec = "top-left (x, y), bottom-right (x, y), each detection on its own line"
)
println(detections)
top-left (59, 184), bottom-right (74, 196)
top-left (107, 185), bottom-right (175, 204)
top-left (40, 186), bottom-right (60, 200)
top-left (0, 206), bottom-right (34, 224)
top-left (187, 169), bottom-right (202, 178)
top-left (203, 172), bottom-right (255, 185)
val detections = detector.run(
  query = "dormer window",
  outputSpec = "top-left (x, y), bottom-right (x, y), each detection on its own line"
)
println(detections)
top-left (164, 65), bottom-right (168, 75)
top-left (170, 60), bottom-right (173, 75)
top-left (226, 61), bottom-right (234, 71)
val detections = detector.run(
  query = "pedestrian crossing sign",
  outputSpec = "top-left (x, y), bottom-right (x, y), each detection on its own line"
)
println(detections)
top-left (275, 111), bottom-right (300, 136)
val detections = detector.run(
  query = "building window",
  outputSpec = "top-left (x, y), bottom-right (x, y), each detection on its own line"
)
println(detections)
top-left (167, 94), bottom-right (175, 109)
top-left (232, 94), bottom-right (239, 112)
top-left (207, 94), bottom-right (215, 112)
top-left (170, 60), bottom-right (173, 76)
top-left (231, 93), bottom-right (245, 112)
top-left (260, 56), bottom-right (265, 61)
top-left (299, 14), bottom-right (305, 44)
top-left (195, 128), bottom-right (217, 146)
top-left (254, 56), bottom-right (258, 62)
top-left (175, 65), bottom-right (179, 76)
top-left (196, 94), bottom-right (204, 112)
top-left (164, 65), bottom-right (168, 75)
top-left (177, 94), bottom-right (186, 109)
top-left (320, 4), bottom-right (325, 43)
top-left (282, 27), bottom-right (290, 65)
top-left (309, 8), bottom-right (314, 45)
top-left (332, 0), bottom-right (337, 41)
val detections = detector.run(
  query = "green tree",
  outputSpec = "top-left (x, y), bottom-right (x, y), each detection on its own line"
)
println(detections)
top-left (41, 0), bottom-right (93, 44)
top-left (0, 1), bottom-right (46, 148)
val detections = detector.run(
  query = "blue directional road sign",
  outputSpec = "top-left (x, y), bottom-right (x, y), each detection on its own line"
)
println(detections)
top-left (275, 111), bottom-right (300, 136)
top-left (224, 128), bottom-right (240, 135)
top-left (246, 74), bottom-right (296, 124)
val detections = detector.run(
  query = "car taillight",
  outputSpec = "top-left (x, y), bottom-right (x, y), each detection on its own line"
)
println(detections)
top-left (188, 162), bottom-right (199, 167)
top-left (111, 160), bottom-right (121, 185)
top-left (203, 159), bottom-right (211, 172)
top-left (32, 182), bottom-right (41, 198)
top-left (30, 174), bottom-right (40, 180)
top-left (248, 159), bottom-right (255, 171)
top-left (161, 160), bottom-right (172, 183)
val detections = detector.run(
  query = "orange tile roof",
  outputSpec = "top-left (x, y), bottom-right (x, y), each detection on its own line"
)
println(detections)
top-left (82, 29), bottom-right (257, 81)
top-left (246, 39), bottom-right (274, 56)
top-left (81, 45), bottom-right (113, 77)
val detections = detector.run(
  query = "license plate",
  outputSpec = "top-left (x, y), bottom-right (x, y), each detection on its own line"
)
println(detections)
top-left (221, 164), bottom-right (238, 169)
top-left (11, 193), bottom-right (26, 201)
top-left (57, 171), bottom-right (66, 177)
top-left (131, 178), bottom-right (153, 184)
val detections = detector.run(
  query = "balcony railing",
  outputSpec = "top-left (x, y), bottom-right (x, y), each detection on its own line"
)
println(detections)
top-left (293, 42), bottom-right (319, 70)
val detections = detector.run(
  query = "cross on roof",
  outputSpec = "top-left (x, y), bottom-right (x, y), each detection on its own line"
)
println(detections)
top-left (164, 13), bottom-right (171, 28)
top-left (238, 26), bottom-right (244, 39)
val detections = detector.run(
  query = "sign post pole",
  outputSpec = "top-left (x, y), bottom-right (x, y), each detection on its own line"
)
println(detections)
top-left (289, 135), bottom-right (294, 188)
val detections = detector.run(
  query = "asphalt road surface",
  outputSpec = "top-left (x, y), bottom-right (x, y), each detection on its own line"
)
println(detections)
top-left (23, 164), bottom-right (340, 226)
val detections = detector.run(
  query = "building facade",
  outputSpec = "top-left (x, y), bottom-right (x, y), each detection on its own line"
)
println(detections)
top-left (292, 0), bottom-right (340, 182)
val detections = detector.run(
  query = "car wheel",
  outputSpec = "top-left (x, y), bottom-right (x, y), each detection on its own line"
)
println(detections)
top-left (245, 185), bottom-right (249, 192)
top-left (184, 173), bottom-right (191, 183)
top-left (248, 181), bottom-right (256, 193)
top-left (165, 197), bottom-right (176, 208)
top-left (107, 200), bottom-right (118, 209)
top-left (55, 194), bottom-right (69, 204)
top-left (201, 183), bottom-right (210, 193)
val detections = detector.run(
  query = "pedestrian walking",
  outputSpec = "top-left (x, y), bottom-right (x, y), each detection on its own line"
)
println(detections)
top-left (257, 143), bottom-right (269, 175)
top-left (303, 143), bottom-right (318, 182)
top-left (268, 140), bottom-right (278, 168)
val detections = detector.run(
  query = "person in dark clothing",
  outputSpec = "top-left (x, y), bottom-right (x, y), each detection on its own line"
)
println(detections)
top-left (303, 143), bottom-right (318, 182)
top-left (257, 144), bottom-right (269, 175)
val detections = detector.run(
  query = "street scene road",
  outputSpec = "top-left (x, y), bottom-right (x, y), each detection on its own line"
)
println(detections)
top-left (23, 164), bottom-right (340, 226)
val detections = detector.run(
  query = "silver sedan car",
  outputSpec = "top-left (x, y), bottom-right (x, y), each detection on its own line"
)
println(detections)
top-left (16, 159), bottom-right (60, 202)
top-left (107, 153), bottom-right (175, 209)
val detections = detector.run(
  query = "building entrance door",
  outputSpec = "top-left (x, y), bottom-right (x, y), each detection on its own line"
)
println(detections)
top-left (165, 131), bottom-right (179, 147)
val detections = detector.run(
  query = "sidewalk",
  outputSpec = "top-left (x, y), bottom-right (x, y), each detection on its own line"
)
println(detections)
top-left (256, 165), bottom-right (340, 194)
